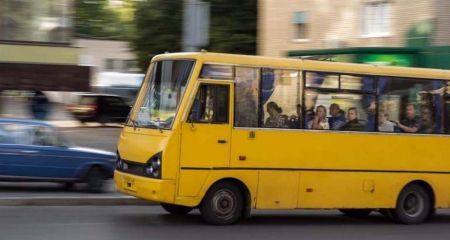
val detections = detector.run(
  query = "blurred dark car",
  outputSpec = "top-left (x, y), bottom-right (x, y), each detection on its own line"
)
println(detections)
top-left (66, 93), bottom-right (131, 124)
top-left (0, 118), bottom-right (116, 192)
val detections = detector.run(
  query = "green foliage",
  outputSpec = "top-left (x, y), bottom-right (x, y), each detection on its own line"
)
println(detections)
top-left (131, 0), bottom-right (184, 70)
top-left (130, 0), bottom-right (257, 71)
top-left (74, 0), bottom-right (125, 39)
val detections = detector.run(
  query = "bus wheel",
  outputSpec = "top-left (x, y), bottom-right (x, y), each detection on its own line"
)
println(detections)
top-left (199, 182), bottom-right (243, 225)
top-left (339, 209), bottom-right (372, 218)
top-left (389, 184), bottom-right (432, 224)
top-left (161, 203), bottom-right (193, 215)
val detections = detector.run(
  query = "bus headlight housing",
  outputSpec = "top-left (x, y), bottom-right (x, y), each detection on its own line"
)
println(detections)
top-left (144, 152), bottom-right (162, 179)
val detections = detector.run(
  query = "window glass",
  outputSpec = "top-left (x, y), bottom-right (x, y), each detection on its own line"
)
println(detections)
top-left (445, 81), bottom-right (450, 134)
top-left (104, 97), bottom-right (125, 107)
top-left (200, 64), bottom-right (234, 80)
top-left (341, 75), bottom-right (375, 91)
top-left (304, 90), bottom-right (375, 131)
top-left (305, 72), bottom-right (339, 89)
top-left (79, 96), bottom-right (97, 105)
top-left (362, 1), bottom-right (391, 36)
top-left (130, 60), bottom-right (194, 129)
top-left (234, 67), bottom-right (259, 128)
top-left (0, 124), bottom-right (15, 144)
top-left (32, 126), bottom-right (58, 146)
top-left (189, 84), bottom-right (229, 124)
top-left (261, 69), bottom-right (302, 129)
top-left (378, 77), bottom-right (444, 134)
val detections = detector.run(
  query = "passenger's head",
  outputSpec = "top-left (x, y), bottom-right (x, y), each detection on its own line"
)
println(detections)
top-left (266, 102), bottom-right (282, 116)
top-left (316, 105), bottom-right (327, 118)
top-left (406, 104), bottom-right (416, 119)
top-left (378, 112), bottom-right (389, 123)
top-left (329, 103), bottom-right (340, 117)
top-left (421, 106), bottom-right (433, 122)
top-left (347, 107), bottom-right (358, 121)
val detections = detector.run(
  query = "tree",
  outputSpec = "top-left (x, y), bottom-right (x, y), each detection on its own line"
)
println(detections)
top-left (74, 0), bottom-right (125, 39)
top-left (131, 0), bottom-right (183, 70)
top-left (130, 0), bottom-right (257, 71)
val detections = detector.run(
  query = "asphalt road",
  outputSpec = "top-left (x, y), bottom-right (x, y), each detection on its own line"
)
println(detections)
top-left (2, 206), bottom-right (450, 240)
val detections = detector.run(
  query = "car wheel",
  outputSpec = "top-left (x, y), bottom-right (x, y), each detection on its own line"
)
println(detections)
top-left (161, 203), bottom-right (194, 215)
top-left (339, 209), bottom-right (373, 218)
top-left (85, 167), bottom-right (106, 193)
top-left (389, 183), bottom-right (432, 224)
top-left (199, 182), bottom-right (243, 225)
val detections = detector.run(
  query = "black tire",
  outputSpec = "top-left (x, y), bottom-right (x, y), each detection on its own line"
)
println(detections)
top-left (161, 203), bottom-right (193, 215)
top-left (389, 184), bottom-right (432, 224)
top-left (339, 209), bottom-right (373, 218)
top-left (199, 182), bottom-right (243, 225)
top-left (85, 167), bottom-right (106, 193)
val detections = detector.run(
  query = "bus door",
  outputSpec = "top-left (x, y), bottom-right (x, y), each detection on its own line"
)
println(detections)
top-left (180, 82), bottom-right (232, 169)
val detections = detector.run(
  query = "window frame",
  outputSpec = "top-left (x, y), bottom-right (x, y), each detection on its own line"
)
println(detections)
top-left (188, 83), bottom-right (230, 125)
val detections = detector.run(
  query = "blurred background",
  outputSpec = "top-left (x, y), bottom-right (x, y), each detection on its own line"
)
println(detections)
top-left (0, 0), bottom-right (449, 120)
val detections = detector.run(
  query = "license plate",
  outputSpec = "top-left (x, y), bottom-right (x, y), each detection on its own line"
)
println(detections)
top-left (123, 175), bottom-right (136, 191)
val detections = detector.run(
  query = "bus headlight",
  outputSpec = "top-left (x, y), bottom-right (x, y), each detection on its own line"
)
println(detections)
top-left (144, 152), bottom-right (162, 179)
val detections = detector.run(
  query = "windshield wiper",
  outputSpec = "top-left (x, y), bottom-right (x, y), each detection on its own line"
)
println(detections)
top-left (145, 122), bottom-right (164, 133)
top-left (130, 119), bottom-right (139, 130)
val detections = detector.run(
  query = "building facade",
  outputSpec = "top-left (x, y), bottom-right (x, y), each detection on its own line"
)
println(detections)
top-left (0, 0), bottom-right (90, 91)
top-left (258, 0), bottom-right (450, 69)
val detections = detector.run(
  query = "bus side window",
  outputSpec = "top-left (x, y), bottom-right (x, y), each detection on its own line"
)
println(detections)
top-left (189, 84), bottom-right (229, 124)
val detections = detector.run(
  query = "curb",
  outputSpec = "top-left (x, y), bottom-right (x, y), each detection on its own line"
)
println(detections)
top-left (0, 197), bottom-right (157, 206)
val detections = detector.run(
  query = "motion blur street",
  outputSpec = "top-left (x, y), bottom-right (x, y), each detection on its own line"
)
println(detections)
top-left (2, 207), bottom-right (450, 240)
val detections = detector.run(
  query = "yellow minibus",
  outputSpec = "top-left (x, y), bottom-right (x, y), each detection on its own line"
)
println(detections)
top-left (115, 52), bottom-right (450, 225)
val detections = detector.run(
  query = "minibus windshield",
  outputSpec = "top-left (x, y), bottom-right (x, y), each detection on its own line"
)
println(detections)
top-left (128, 59), bottom-right (194, 129)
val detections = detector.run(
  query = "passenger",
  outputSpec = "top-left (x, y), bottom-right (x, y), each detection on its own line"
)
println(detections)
top-left (288, 103), bottom-right (302, 129)
top-left (378, 112), bottom-right (395, 132)
top-left (340, 107), bottom-right (364, 131)
top-left (418, 106), bottom-right (436, 134)
top-left (307, 105), bottom-right (329, 130)
top-left (328, 103), bottom-right (346, 130)
top-left (265, 101), bottom-right (288, 128)
top-left (395, 103), bottom-right (420, 133)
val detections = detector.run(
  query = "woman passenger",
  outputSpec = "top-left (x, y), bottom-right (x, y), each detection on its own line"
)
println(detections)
top-left (307, 105), bottom-right (329, 130)
top-left (265, 102), bottom-right (288, 128)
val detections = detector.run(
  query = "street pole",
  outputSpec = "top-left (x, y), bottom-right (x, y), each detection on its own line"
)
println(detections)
top-left (182, 0), bottom-right (210, 52)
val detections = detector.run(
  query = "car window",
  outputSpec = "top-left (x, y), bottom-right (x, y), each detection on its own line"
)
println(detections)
top-left (31, 126), bottom-right (59, 146)
top-left (104, 97), bottom-right (126, 106)
top-left (0, 124), bottom-right (16, 144)
top-left (79, 96), bottom-right (97, 105)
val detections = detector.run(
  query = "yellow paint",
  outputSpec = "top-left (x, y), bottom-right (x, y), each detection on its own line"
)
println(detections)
top-left (115, 52), bottom-right (450, 211)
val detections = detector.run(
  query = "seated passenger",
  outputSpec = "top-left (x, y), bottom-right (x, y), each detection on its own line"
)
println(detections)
top-left (328, 103), bottom-right (346, 130)
top-left (418, 106), bottom-right (436, 134)
top-left (378, 112), bottom-right (395, 132)
top-left (340, 107), bottom-right (364, 131)
top-left (288, 103), bottom-right (302, 129)
top-left (307, 105), bottom-right (329, 130)
top-left (265, 101), bottom-right (288, 128)
top-left (395, 104), bottom-right (420, 133)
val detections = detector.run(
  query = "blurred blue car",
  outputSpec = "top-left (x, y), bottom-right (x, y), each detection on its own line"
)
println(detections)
top-left (0, 118), bottom-right (116, 192)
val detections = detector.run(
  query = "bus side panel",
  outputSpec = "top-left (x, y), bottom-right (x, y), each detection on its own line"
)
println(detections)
top-left (256, 171), bottom-right (299, 209)
top-left (175, 170), bottom-right (259, 208)
top-left (298, 172), bottom-right (402, 208)
top-left (177, 169), bottom-right (210, 197)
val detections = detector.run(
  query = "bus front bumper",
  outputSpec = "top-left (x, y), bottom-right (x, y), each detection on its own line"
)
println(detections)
top-left (114, 170), bottom-right (175, 203)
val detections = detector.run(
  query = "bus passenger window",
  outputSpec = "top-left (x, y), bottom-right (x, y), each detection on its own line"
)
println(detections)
top-left (235, 67), bottom-right (259, 128)
top-left (189, 84), bottom-right (229, 124)
top-left (261, 69), bottom-right (302, 129)
top-left (378, 77), bottom-right (445, 134)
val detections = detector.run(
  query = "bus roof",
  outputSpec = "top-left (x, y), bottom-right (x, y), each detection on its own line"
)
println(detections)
top-left (152, 52), bottom-right (450, 80)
